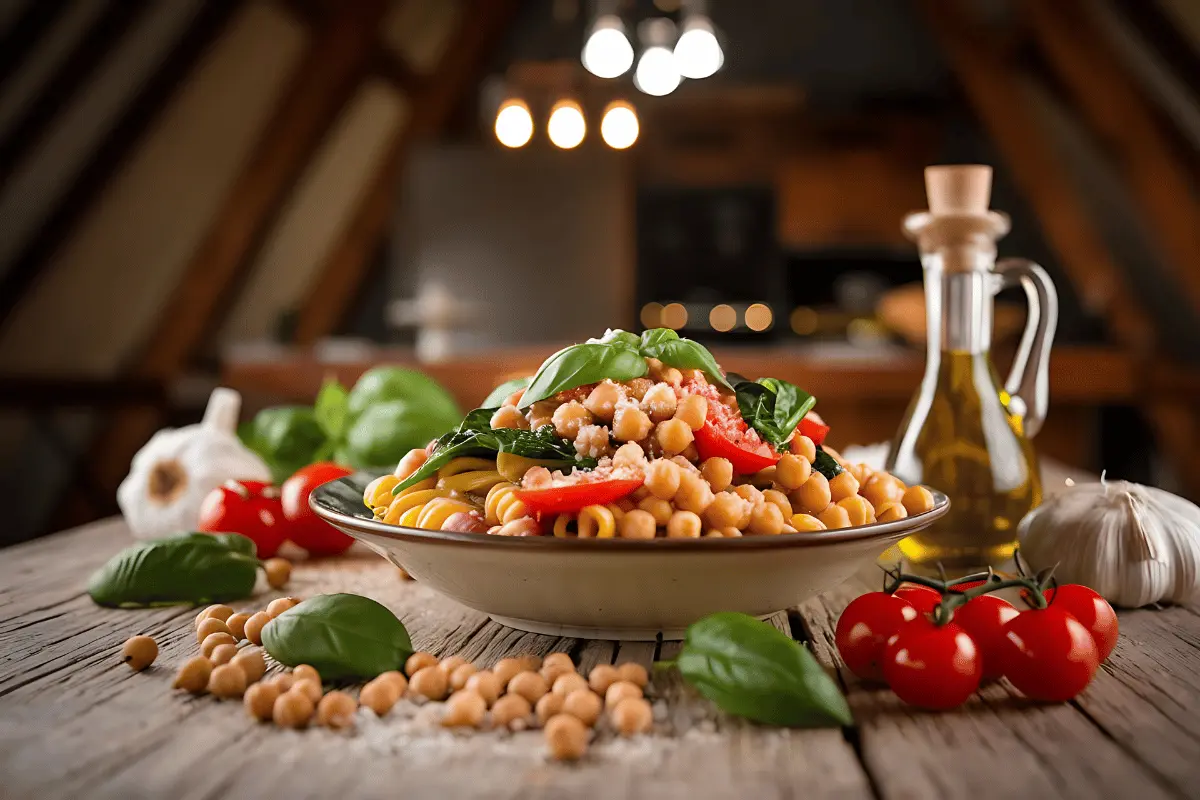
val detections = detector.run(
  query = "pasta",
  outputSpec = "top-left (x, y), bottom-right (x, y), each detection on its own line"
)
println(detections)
top-left (485, 482), bottom-right (528, 526)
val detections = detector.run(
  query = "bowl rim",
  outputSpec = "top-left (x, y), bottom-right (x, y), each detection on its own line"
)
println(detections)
top-left (311, 476), bottom-right (950, 553)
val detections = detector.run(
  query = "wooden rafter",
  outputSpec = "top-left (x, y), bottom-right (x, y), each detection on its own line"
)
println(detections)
top-left (292, 0), bottom-right (521, 344)
top-left (1023, 0), bottom-right (1200, 321)
top-left (0, 1), bottom-right (64, 87)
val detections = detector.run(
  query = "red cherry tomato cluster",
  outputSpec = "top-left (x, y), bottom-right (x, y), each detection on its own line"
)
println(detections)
top-left (834, 576), bottom-right (1117, 710)
top-left (197, 462), bottom-right (355, 558)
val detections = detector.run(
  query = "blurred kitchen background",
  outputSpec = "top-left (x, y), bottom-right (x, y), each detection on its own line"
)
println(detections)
top-left (2, 0), bottom-right (1200, 544)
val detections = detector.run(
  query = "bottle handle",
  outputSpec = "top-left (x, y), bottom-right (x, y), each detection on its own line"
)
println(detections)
top-left (994, 258), bottom-right (1058, 438)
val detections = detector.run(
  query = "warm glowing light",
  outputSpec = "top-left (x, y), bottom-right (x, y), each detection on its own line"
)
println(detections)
top-left (709, 304), bottom-right (736, 332)
top-left (790, 306), bottom-right (818, 335)
top-left (745, 303), bottom-right (773, 332)
top-left (662, 302), bottom-right (688, 329)
top-left (582, 15), bottom-right (634, 79)
top-left (600, 101), bottom-right (639, 149)
top-left (640, 302), bottom-right (664, 328)
top-left (634, 46), bottom-right (681, 96)
top-left (673, 17), bottom-right (723, 79)
top-left (547, 100), bottom-right (586, 149)
top-left (494, 100), bottom-right (533, 148)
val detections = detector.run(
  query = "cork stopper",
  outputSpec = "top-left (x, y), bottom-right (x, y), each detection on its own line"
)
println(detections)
top-left (925, 165), bottom-right (992, 216)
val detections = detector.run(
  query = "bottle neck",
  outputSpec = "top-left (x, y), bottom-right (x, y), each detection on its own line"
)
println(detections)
top-left (922, 256), bottom-right (995, 356)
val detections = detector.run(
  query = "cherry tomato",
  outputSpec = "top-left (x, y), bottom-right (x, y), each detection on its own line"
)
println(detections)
top-left (281, 462), bottom-right (355, 556)
top-left (892, 584), bottom-right (942, 615)
top-left (998, 607), bottom-right (1099, 702)
top-left (835, 592), bottom-right (919, 681)
top-left (685, 377), bottom-right (779, 473)
top-left (952, 595), bottom-right (1020, 681)
top-left (797, 413), bottom-right (830, 446)
top-left (1044, 584), bottom-right (1119, 662)
top-left (515, 478), bottom-right (644, 515)
top-left (198, 479), bottom-right (287, 558)
top-left (883, 619), bottom-right (982, 709)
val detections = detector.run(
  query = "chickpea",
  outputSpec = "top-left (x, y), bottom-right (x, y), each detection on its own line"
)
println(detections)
top-left (405, 651), bottom-right (439, 676)
top-left (244, 611), bottom-right (271, 646)
top-left (637, 496), bottom-right (673, 527)
top-left (747, 501), bottom-right (785, 535)
top-left (680, 443), bottom-right (700, 463)
top-left (732, 483), bottom-right (763, 504)
top-left (544, 714), bottom-right (589, 761)
top-left (266, 597), bottom-right (301, 618)
top-left (264, 558), bottom-right (292, 590)
top-left (876, 501), bottom-right (908, 523)
top-left (535, 691), bottom-right (565, 725)
top-left (270, 673), bottom-right (295, 693)
top-left (790, 513), bottom-right (826, 532)
top-left (490, 405), bottom-right (528, 430)
top-left (552, 401), bottom-right (593, 440)
top-left (196, 616), bottom-right (230, 644)
top-left (540, 652), bottom-right (575, 685)
top-left (656, 418), bottom-right (694, 455)
top-left (700, 492), bottom-right (742, 529)
top-left (643, 459), bottom-right (681, 501)
top-left (838, 495), bottom-right (875, 527)
top-left (394, 448), bottom-right (429, 481)
top-left (492, 657), bottom-right (525, 688)
top-left (527, 401), bottom-right (558, 432)
top-left (718, 527), bottom-right (743, 537)
top-left (584, 381), bottom-right (623, 421)
top-left (210, 643), bottom-right (239, 666)
top-left (818, 503), bottom-right (852, 530)
top-left (208, 663), bottom-right (247, 699)
top-left (762, 489), bottom-right (793, 519)
top-left (273, 689), bottom-right (315, 728)
top-left (605, 680), bottom-right (643, 708)
top-left (666, 510), bottom-right (703, 539)
top-left (201, 632), bottom-right (236, 659)
top-left (438, 655), bottom-right (469, 674)
top-left (750, 466), bottom-right (777, 489)
top-left (861, 474), bottom-right (903, 510)
top-left (562, 689), bottom-right (603, 726)
top-left (616, 662), bottom-right (649, 689)
top-left (588, 664), bottom-right (619, 695)
top-left (293, 678), bottom-right (323, 704)
top-left (450, 663), bottom-right (478, 691)
top-left (612, 441), bottom-right (647, 470)
top-left (490, 693), bottom-right (532, 730)
top-left (317, 690), bottom-right (358, 730)
top-left (641, 383), bottom-right (678, 422)
top-left (674, 394), bottom-right (708, 430)
top-left (231, 648), bottom-right (266, 683)
top-left (672, 455), bottom-right (702, 475)
top-left (775, 454), bottom-right (812, 490)
top-left (552, 671), bottom-right (590, 697)
top-left (612, 404), bottom-right (653, 442)
top-left (618, 509), bottom-right (657, 540)
top-left (196, 604), bottom-right (234, 628)
top-left (792, 472), bottom-right (831, 515)
top-left (611, 697), bottom-right (653, 736)
top-left (442, 689), bottom-right (487, 728)
top-left (377, 670), bottom-right (409, 696)
top-left (902, 485), bottom-right (936, 516)
top-left (172, 656), bottom-right (212, 693)
top-left (700, 458), bottom-right (733, 492)
top-left (674, 473), bottom-right (714, 515)
top-left (507, 670), bottom-right (549, 704)
top-left (244, 680), bottom-right (281, 721)
top-left (360, 678), bottom-right (400, 716)
top-left (410, 665), bottom-right (449, 701)
top-left (465, 670), bottom-right (501, 706)
top-left (225, 612), bottom-right (250, 641)
top-left (121, 635), bottom-right (157, 671)
top-left (791, 435), bottom-right (817, 462)
top-left (828, 471), bottom-right (860, 503)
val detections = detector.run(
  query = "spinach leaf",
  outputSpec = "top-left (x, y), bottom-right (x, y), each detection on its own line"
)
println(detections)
top-left (88, 533), bottom-right (259, 608)
top-left (262, 593), bottom-right (413, 680)
top-left (313, 378), bottom-right (350, 441)
top-left (481, 376), bottom-right (532, 409)
top-left (239, 406), bottom-right (327, 484)
top-left (675, 612), bottom-right (852, 728)
top-left (735, 378), bottom-right (816, 448)
top-left (812, 447), bottom-right (844, 480)
top-left (639, 329), bottom-right (732, 391)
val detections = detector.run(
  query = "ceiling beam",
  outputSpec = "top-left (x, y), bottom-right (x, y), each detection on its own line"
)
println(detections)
top-left (0, 1), bottom-right (65, 88)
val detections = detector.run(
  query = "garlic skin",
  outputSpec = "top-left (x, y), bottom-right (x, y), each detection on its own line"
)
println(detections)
top-left (1018, 480), bottom-right (1200, 607)
top-left (117, 388), bottom-right (271, 540)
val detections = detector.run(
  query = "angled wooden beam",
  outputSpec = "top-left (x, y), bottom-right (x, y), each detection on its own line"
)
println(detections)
top-left (1023, 0), bottom-right (1200, 321)
top-left (293, 0), bottom-right (520, 343)
top-left (0, 1), bottom-right (65, 87)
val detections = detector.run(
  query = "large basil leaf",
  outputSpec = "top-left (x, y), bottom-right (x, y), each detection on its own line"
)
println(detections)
top-left (735, 378), bottom-right (816, 448)
top-left (239, 406), bottom-right (327, 484)
top-left (481, 376), bottom-right (532, 409)
top-left (592, 329), bottom-right (641, 351)
top-left (676, 612), bottom-right (851, 728)
top-left (519, 342), bottom-right (649, 408)
top-left (812, 447), bottom-right (844, 480)
top-left (88, 533), bottom-right (259, 608)
top-left (262, 593), bottom-right (413, 680)
top-left (639, 329), bottom-right (732, 391)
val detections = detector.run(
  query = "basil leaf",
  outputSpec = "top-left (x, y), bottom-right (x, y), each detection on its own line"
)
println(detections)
top-left (262, 593), bottom-right (413, 680)
top-left (87, 533), bottom-right (259, 608)
top-left (676, 612), bottom-right (852, 728)
top-left (735, 378), bottom-right (816, 448)
top-left (481, 376), bottom-right (532, 409)
top-left (313, 378), bottom-right (350, 441)
top-left (812, 447), bottom-right (844, 479)
top-left (240, 406), bottom-right (327, 484)
top-left (639, 329), bottom-right (732, 391)
top-left (592, 329), bottom-right (642, 351)
top-left (519, 342), bottom-right (648, 408)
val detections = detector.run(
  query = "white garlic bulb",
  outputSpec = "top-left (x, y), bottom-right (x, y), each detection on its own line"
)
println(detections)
top-left (1018, 480), bottom-right (1200, 607)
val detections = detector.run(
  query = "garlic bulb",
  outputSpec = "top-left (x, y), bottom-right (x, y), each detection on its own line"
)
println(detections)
top-left (117, 388), bottom-right (271, 540)
top-left (1018, 479), bottom-right (1200, 607)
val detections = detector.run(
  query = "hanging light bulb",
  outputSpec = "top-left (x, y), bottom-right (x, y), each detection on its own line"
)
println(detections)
top-left (494, 99), bottom-right (534, 148)
top-left (674, 15), bottom-right (723, 79)
top-left (600, 101), bottom-right (639, 149)
top-left (547, 99), bottom-right (586, 149)
top-left (634, 19), bottom-right (681, 97)
top-left (582, 14), bottom-right (634, 79)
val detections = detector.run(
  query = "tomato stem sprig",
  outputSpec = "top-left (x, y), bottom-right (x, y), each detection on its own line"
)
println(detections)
top-left (881, 563), bottom-right (1055, 625)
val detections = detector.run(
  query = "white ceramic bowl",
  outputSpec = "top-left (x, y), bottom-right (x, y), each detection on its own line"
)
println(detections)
top-left (311, 476), bottom-right (950, 640)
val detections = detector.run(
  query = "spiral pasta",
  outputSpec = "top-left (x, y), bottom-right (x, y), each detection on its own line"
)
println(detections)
top-left (578, 504), bottom-right (618, 538)
top-left (485, 482), bottom-right (528, 526)
top-left (435, 456), bottom-right (505, 494)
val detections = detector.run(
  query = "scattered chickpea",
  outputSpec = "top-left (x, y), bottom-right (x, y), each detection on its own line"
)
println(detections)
top-left (172, 656), bottom-right (212, 694)
top-left (491, 657), bottom-right (524, 688)
top-left (544, 714), bottom-right (588, 761)
top-left (518, 654), bottom-right (543, 672)
top-left (562, 689), bottom-right (603, 726)
top-left (376, 670), bottom-right (409, 696)
top-left (273, 688), bottom-right (315, 728)
top-left (270, 673), bottom-right (295, 693)
top-left (293, 678), bottom-right (323, 704)
top-left (225, 612), bottom-right (250, 641)
top-left (438, 655), bottom-right (468, 674)
top-left (231, 648), bottom-right (266, 683)
top-left (507, 671), bottom-right (549, 704)
top-left (196, 604), bottom-right (233, 628)
top-left (552, 672), bottom-right (589, 697)
top-left (317, 691), bottom-right (358, 730)
top-left (587, 665), bottom-right (619, 695)
top-left (244, 612), bottom-right (271, 646)
top-left (610, 697), bottom-right (653, 736)
top-left (196, 616), bottom-right (230, 644)
top-left (264, 558), bottom-right (292, 589)
top-left (208, 663), bottom-right (247, 699)
top-left (244, 681), bottom-right (281, 721)
top-left (449, 663), bottom-right (478, 691)
top-left (465, 671), bottom-right (501, 706)
top-left (210, 643), bottom-right (239, 666)
top-left (442, 689), bottom-right (487, 728)
top-left (490, 693), bottom-right (532, 730)
top-left (405, 651), bottom-right (439, 677)
top-left (292, 664), bottom-right (320, 685)
top-left (605, 680), bottom-right (643, 708)
top-left (616, 662), bottom-right (649, 689)
top-left (535, 692), bottom-right (565, 726)
top-left (410, 665), bottom-right (449, 701)
top-left (266, 597), bottom-right (301, 618)
top-left (540, 652), bottom-right (575, 685)
top-left (360, 678), bottom-right (400, 716)
top-left (121, 635), bottom-right (157, 671)
top-left (201, 632), bottom-right (237, 659)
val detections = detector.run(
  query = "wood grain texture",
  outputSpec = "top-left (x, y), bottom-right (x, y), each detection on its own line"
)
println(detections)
top-left (3, 518), bottom-right (1200, 799)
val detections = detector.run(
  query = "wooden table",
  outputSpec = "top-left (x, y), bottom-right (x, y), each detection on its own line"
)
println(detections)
top-left (3, 517), bottom-right (1199, 800)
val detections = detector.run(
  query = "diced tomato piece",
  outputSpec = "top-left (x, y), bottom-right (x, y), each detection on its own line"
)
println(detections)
top-left (515, 478), bottom-right (644, 515)
top-left (693, 420), bottom-right (780, 474)
top-left (797, 414), bottom-right (830, 446)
